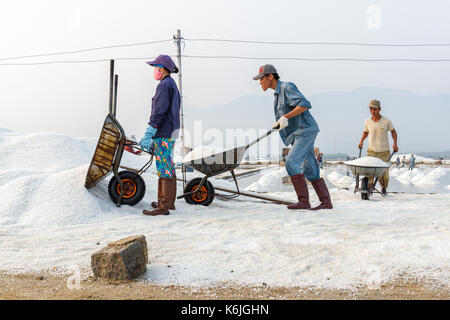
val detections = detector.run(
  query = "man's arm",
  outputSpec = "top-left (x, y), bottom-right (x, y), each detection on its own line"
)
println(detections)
top-left (284, 106), bottom-right (308, 119)
top-left (274, 105), bottom-right (308, 129)
top-left (358, 131), bottom-right (368, 149)
top-left (391, 129), bottom-right (398, 152)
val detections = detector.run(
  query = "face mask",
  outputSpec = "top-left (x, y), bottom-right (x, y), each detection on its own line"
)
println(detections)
top-left (153, 68), bottom-right (164, 80)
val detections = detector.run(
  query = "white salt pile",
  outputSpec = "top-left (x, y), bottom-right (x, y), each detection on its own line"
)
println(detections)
top-left (396, 169), bottom-right (422, 184)
top-left (182, 145), bottom-right (224, 163)
top-left (411, 172), bottom-right (427, 184)
top-left (245, 167), bottom-right (287, 193)
top-left (390, 168), bottom-right (402, 177)
top-left (415, 175), bottom-right (439, 186)
top-left (396, 167), bottom-right (450, 186)
top-left (414, 168), bottom-right (448, 186)
top-left (335, 175), bottom-right (354, 188)
top-left (345, 156), bottom-right (390, 168)
top-left (326, 171), bottom-right (343, 182)
top-left (427, 167), bottom-right (448, 179)
top-left (325, 171), bottom-right (354, 188)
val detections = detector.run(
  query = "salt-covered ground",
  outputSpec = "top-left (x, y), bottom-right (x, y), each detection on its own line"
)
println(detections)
top-left (1, 128), bottom-right (449, 290)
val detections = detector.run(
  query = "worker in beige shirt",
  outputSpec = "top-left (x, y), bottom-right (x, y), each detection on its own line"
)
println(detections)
top-left (358, 99), bottom-right (398, 195)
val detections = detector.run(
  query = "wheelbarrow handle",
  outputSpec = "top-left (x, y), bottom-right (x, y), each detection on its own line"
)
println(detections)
top-left (387, 151), bottom-right (396, 162)
top-left (358, 147), bottom-right (395, 162)
top-left (124, 140), bottom-right (154, 155)
top-left (125, 140), bottom-right (138, 146)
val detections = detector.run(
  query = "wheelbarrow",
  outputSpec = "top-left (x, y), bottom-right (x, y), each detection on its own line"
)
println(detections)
top-left (178, 126), bottom-right (282, 206)
top-left (85, 60), bottom-right (154, 207)
top-left (345, 148), bottom-right (395, 200)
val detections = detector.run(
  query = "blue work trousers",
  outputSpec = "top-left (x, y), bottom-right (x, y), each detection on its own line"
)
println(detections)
top-left (285, 131), bottom-right (320, 181)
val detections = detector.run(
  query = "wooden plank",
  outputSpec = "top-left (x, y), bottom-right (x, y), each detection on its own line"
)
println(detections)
top-left (214, 185), bottom-right (294, 205)
top-left (176, 178), bottom-right (293, 205)
top-left (218, 168), bottom-right (263, 180)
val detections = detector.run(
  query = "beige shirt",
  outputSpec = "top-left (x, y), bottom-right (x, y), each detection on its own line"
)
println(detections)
top-left (363, 116), bottom-right (395, 152)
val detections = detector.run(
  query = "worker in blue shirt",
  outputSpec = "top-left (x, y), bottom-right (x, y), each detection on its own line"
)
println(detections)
top-left (408, 154), bottom-right (416, 171)
top-left (140, 55), bottom-right (180, 216)
top-left (253, 64), bottom-right (332, 210)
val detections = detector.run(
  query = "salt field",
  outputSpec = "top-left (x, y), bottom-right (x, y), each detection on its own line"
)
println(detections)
top-left (0, 128), bottom-right (449, 290)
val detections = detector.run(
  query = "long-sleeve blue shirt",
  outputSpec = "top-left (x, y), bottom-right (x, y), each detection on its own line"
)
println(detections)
top-left (149, 76), bottom-right (181, 139)
top-left (274, 81), bottom-right (319, 146)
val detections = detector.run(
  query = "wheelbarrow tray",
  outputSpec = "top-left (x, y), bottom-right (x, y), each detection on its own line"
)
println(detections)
top-left (179, 127), bottom-right (280, 206)
top-left (345, 164), bottom-right (389, 178)
top-left (183, 145), bottom-right (247, 176)
top-left (85, 114), bottom-right (125, 189)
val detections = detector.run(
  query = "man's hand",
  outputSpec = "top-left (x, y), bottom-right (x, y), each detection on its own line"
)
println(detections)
top-left (359, 131), bottom-right (368, 150)
top-left (273, 116), bottom-right (289, 130)
top-left (391, 129), bottom-right (398, 153)
top-left (393, 143), bottom-right (399, 152)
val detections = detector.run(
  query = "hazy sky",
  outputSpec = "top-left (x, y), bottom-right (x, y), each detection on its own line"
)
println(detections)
top-left (1, 0), bottom-right (449, 151)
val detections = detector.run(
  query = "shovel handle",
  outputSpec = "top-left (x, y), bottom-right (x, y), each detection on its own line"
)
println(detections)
top-left (246, 127), bottom-right (279, 150)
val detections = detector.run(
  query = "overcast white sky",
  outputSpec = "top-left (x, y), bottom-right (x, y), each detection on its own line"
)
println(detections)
top-left (1, 0), bottom-right (450, 150)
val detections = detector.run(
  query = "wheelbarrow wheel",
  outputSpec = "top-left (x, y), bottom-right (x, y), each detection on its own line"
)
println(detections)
top-left (184, 178), bottom-right (215, 206)
top-left (361, 177), bottom-right (370, 200)
top-left (108, 170), bottom-right (146, 206)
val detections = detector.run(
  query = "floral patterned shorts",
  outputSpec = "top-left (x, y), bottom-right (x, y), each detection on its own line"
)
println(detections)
top-left (153, 138), bottom-right (176, 178)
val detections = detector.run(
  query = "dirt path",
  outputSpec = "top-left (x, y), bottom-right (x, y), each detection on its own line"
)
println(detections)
top-left (0, 272), bottom-right (448, 300)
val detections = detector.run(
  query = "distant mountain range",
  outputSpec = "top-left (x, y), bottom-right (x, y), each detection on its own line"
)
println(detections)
top-left (183, 87), bottom-right (450, 157)
top-left (417, 150), bottom-right (450, 159)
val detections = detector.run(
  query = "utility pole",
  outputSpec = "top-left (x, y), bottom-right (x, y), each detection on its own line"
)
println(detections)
top-left (174, 29), bottom-right (186, 187)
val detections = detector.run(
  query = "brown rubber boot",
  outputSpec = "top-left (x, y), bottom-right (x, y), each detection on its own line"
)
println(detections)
top-left (151, 177), bottom-right (176, 210)
top-left (167, 176), bottom-right (177, 210)
top-left (287, 174), bottom-right (311, 210)
top-left (150, 178), bottom-right (162, 209)
top-left (143, 178), bottom-right (171, 216)
top-left (310, 178), bottom-right (333, 210)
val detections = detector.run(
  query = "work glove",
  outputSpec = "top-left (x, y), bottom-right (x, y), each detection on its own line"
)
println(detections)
top-left (273, 116), bottom-right (289, 130)
top-left (139, 125), bottom-right (157, 152)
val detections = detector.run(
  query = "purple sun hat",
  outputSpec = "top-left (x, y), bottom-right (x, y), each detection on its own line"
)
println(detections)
top-left (146, 54), bottom-right (178, 73)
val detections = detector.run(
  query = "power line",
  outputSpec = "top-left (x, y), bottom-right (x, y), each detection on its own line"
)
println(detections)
top-left (182, 55), bottom-right (450, 62)
top-left (2, 37), bottom-right (450, 63)
top-left (0, 59), bottom-right (112, 66)
top-left (185, 38), bottom-right (450, 47)
top-left (2, 37), bottom-right (450, 65)
top-left (0, 56), bottom-right (448, 66)
top-left (0, 56), bottom-right (183, 66)
top-left (0, 39), bottom-right (173, 62)
top-left (1, 55), bottom-right (450, 66)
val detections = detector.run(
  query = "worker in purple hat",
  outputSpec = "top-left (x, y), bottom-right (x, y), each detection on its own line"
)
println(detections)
top-left (253, 64), bottom-right (333, 211)
top-left (140, 54), bottom-right (180, 216)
